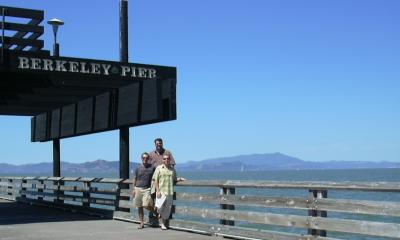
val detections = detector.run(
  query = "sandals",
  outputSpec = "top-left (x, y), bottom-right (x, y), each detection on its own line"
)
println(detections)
top-left (138, 223), bottom-right (144, 229)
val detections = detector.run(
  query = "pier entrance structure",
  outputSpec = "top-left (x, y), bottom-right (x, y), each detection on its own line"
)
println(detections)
top-left (0, 5), bottom-right (177, 176)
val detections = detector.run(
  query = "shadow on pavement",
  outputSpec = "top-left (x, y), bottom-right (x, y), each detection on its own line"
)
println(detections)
top-left (0, 199), bottom-right (112, 225)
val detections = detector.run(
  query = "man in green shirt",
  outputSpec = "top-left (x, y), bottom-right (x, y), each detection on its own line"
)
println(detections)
top-left (153, 154), bottom-right (184, 230)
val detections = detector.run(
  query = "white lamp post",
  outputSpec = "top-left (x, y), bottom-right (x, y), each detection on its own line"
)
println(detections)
top-left (47, 18), bottom-right (64, 57)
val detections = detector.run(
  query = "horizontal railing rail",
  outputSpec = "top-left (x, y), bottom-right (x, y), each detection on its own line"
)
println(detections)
top-left (1, 176), bottom-right (399, 240)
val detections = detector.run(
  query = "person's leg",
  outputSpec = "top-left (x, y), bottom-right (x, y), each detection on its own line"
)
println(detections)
top-left (138, 207), bottom-right (144, 228)
top-left (158, 196), bottom-right (173, 230)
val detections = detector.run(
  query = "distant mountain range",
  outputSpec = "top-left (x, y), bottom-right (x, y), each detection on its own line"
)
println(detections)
top-left (176, 153), bottom-right (400, 171)
top-left (1, 153), bottom-right (399, 175)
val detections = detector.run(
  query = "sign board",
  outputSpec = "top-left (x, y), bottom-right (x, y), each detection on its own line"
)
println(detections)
top-left (0, 50), bottom-right (177, 142)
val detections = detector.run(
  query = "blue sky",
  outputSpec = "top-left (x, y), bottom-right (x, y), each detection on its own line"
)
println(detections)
top-left (1, 0), bottom-right (399, 165)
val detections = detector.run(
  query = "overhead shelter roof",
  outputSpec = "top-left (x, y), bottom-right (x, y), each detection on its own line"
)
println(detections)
top-left (0, 6), bottom-right (177, 142)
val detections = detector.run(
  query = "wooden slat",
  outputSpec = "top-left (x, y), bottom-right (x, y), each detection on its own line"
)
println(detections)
top-left (118, 200), bottom-right (133, 209)
top-left (59, 185), bottom-right (118, 195)
top-left (177, 192), bottom-right (400, 217)
top-left (178, 180), bottom-right (400, 192)
top-left (23, 177), bottom-right (38, 180)
top-left (98, 178), bottom-right (123, 183)
top-left (21, 183), bottom-right (57, 190)
top-left (21, 190), bottom-right (116, 206)
top-left (112, 211), bottom-right (339, 240)
top-left (0, 36), bottom-right (44, 48)
top-left (0, 22), bottom-right (43, 33)
top-left (47, 177), bottom-right (65, 181)
top-left (21, 190), bottom-right (55, 198)
top-left (0, 6), bottom-right (43, 20)
top-left (122, 179), bottom-right (133, 184)
top-left (170, 219), bottom-right (340, 240)
top-left (120, 189), bottom-right (133, 197)
top-left (176, 207), bottom-right (400, 238)
top-left (77, 177), bottom-right (96, 182)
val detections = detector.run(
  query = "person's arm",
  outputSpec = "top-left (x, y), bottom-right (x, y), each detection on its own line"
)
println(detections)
top-left (153, 167), bottom-right (161, 198)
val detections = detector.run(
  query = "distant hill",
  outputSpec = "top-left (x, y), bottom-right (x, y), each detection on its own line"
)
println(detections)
top-left (0, 159), bottom-right (139, 176)
top-left (1, 153), bottom-right (399, 175)
top-left (176, 152), bottom-right (400, 171)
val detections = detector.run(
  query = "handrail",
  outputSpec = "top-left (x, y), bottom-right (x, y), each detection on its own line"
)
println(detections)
top-left (178, 180), bottom-right (400, 192)
top-left (1, 176), bottom-right (400, 240)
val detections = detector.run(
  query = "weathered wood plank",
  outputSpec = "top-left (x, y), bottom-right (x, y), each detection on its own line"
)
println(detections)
top-left (56, 177), bottom-right (76, 181)
top-left (122, 179), bottom-right (133, 184)
top-left (59, 186), bottom-right (118, 194)
top-left (20, 183), bottom-right (57, 190)
top-left (22, 177), bottom-right (38, 180)
top-left (178, 180), bottom-right (400, 192)
top-left (77, 177), bottom-right (96, 182)
top-left (112, 211), bottom-right (339, 240)
top-left (98, 178), bottom-right (123, 183)
top-left (176, 207), bottom-right (400, 238)
top-left (120, 189), bottom-right (133, 197)
top-left (170, 219), bottom-right (340, 240)
top-left (177, 192), bottom-right (400, 217)
top-left (314, 198), bottom-right (400, 217)
top-left (46, 177), bottom-right (64, 181)
top-left (118, 200), bottom-right (133, 209)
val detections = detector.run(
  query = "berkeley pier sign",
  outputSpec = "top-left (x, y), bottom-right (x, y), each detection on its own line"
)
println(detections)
top-left (1, 50), bottom-right (177, 142)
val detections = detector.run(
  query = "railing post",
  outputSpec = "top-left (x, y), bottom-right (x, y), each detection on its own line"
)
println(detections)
top-left (54, 178), bottom-right (64, 205)
top-left (83, 181), bottom-right (91, 208)
top-left (220, 186), bottom-right (235, 226)
top-left (7, 178), bottom-right (13, 198)
top-left (37, 179), bottom-right (44, 201)
top-left (308, 189), bottom-right (328, 237)
top-left (116, 180), bottom-right (130, 212)
top-left (21, 178), bottom-right (27, 199)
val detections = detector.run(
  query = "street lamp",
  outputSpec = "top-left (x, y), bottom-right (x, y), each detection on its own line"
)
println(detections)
top-left (47, 18), bottom-right (64, 177)
top-left (47, 18), bottom-right (64, 57)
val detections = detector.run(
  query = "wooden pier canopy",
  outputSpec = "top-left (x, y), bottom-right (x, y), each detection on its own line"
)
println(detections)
top-left (0, 6), bottom-right (177, 142)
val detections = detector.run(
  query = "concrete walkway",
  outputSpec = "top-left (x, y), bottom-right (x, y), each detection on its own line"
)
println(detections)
top-left (0, 199), bottom-right (212, 240)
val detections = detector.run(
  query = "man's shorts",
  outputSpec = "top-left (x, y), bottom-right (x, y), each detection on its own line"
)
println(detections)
top-left (134, 187), bottom-right (153, 208)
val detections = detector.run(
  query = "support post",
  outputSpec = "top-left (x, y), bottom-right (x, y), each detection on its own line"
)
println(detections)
top-left (119, 128), bottom-right (130, 179)
top-left (220, 187), bottom-right (235, 226)
top-left (53, 139), bottom-right (61, 177)
top-left (119, 0), bottom-right (130, 180)
top-left (1, 7), bottom-right (5, 64)
top-left (308, 189), bottom-right (328, 237)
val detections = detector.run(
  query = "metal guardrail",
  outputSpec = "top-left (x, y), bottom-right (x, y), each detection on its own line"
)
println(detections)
top-left (1, 177), bottom-right (400, 239)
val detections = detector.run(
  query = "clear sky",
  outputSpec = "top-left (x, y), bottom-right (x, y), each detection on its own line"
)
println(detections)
top-left (1, 0), bottom-right (399, 165)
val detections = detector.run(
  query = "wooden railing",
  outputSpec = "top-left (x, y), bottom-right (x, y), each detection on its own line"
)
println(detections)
top-left (1, 177), bottom-right (400, 239)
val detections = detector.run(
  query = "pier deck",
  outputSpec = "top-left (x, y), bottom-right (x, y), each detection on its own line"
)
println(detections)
top-left (0, 199), bottom-right (210, 240)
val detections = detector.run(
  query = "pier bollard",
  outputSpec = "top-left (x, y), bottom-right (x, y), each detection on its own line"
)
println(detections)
top-left (308, 189), bottom-right (328, 237)
top-left (220, 187), bottom-right (235, 226)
